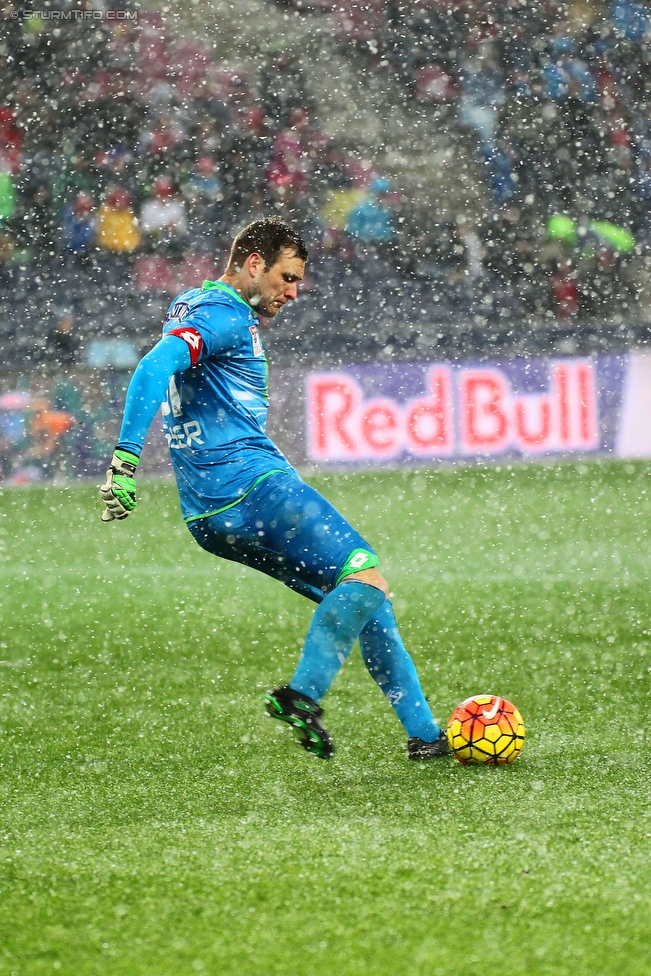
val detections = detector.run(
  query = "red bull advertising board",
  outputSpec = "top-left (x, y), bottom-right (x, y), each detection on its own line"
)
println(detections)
top-left (288, 352), bottom-right (651, 466)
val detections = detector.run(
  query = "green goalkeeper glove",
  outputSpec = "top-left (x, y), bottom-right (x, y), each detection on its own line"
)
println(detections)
top-left (100, 449), bottom-right (139, 522)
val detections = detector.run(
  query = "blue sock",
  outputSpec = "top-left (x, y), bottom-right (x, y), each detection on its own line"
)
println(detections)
top-left (359, 600), bottom-right (441, 741)
top-left (290, 581), bottom-right (387, 702)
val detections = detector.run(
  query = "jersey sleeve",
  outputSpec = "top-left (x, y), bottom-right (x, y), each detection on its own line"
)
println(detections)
top-left (163, 301), bottom-right (242, 364)
top-left (117, 334), bottom-right (192, 456)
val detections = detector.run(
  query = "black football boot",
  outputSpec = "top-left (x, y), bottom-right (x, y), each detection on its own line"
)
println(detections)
top-left (264, 684), bottom-right (334, 759)
top-left (408, 729), bottom-right (450, 759)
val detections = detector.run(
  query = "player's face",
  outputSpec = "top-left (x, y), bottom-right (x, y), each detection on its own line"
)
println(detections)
top-left (250, 249), bottom-right (305, 318)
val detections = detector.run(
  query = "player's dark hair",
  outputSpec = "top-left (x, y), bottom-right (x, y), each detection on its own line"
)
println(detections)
top-left (227, 217), bottom-right (308, 272)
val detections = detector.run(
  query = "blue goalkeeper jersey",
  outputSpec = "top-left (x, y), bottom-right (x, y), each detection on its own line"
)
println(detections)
top-left (160, 280), bottom-right (295, 521)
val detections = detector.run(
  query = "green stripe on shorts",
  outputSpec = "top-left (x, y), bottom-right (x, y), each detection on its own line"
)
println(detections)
top-left (184, 469), bottom-right (285, 524)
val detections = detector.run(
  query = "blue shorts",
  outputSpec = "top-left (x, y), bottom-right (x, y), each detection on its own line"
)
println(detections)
top-left (188, 471), bottom-right (378, 604)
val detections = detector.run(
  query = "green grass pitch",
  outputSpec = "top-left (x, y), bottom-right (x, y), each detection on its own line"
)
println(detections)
top-left (1, 460), bottom-right (651, 975)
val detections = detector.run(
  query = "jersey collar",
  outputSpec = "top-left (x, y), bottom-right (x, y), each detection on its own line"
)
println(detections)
top-left (202, 279), bottom-right (254, 313)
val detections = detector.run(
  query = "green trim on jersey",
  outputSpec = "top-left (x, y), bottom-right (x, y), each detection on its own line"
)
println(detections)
top-left (201, 280), bottom-right (251, 310)
top-left (336, 548), bottom-right (381, 585)
top-left (184, 469), bottom-right (285, 524)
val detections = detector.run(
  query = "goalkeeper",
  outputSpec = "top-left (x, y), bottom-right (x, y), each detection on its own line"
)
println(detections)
top-left (100, 217), bottom-right (448, 761)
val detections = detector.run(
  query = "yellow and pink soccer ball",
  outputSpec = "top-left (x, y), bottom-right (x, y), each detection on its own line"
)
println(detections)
top-left (447, 694), bottom-right (525, 765)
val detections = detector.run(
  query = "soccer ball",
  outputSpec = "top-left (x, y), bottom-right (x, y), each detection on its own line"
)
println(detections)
top-left (447, 695), bottom-right (525, 765)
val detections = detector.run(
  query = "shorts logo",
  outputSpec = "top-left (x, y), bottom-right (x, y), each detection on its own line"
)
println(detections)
top-left (349, 552), bottom-right (370, 569)
top-left (337, 547), bottom-right (381, 584)
top-left (164, 301), bottom-right (190, 324)
top-left (167, 326), bottom-right (203, 366)
top-left (250, 325), bottom-right (263, 357)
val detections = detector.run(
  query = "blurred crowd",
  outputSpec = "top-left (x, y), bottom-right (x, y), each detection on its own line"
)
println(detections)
top-left (382, 0), bottom-right (651, 318)
top-left (307, 0), bottom-right (651, 319)
top-left (0, 2), bottom-right (328, 293)
top-left (0, 371), bottom-right (123, 484)
top-left (0, 1), bottom-right (407, 301)
top-left (1, 0), bottom-right (651, 345)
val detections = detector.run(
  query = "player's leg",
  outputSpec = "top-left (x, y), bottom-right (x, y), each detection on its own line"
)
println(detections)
top-left (263, 574), bottom-right (386, 759)
top-left (188, 471), bottom-right (446, 757)
top-left (288, 577), bottom-right (386, 700)
top-left (189, 500), bottom-right (340, 758)
top-left (359, 603), bottom-right (448, 758)
top-left (264, 486), bottom-right (448, 757)
top-left (253, 478), bottom-right (446, 755)
top-left (190, 491), bottom-right (386, 706)
top-left (190, 506), bottom-right (337, 755)
top-left (189, 473), bottom-right (385, 756)
top-left (245, 475), bottom-right (387, 701)
top-left (249, 476), bottom-right (445, 758)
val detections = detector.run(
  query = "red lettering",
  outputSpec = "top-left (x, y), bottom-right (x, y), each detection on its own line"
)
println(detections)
top-left (405, 367), bottom-right (453, 454)
top-left (361, 399), bottom-right (401, 455)
top-left (307, 375), bottom-right (359, 457)
top-left (460, 372), bottom-right (509, 450)
top-left (552, 361), bottom-right (598, 448)
top-left (556, 365), bottom-right (571, 444)
top-left (306, 359), bottom-right (599, 464)
top-left (578, 364), bottom-right (595, 445)
top-left (514, 397), bottom-right (552, 447)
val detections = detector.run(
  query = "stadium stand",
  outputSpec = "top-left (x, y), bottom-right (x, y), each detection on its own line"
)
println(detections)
top-left (3, 0), bottom-right (651, 480)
